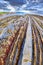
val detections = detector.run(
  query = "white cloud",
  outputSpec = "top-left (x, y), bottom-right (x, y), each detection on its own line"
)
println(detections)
top-left (6, 5), bottom-right (16, 12)
top-left (0, 9), bottom-right (4, 12)
top-left (0, 1), bottom-right (16, 12)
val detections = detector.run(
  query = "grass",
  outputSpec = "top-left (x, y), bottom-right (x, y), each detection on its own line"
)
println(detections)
top-left (0, 12), bottom-right (8, 15)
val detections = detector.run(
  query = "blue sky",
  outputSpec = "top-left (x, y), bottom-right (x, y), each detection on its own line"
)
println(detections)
top-left (0, 0), bottom-right (26, 12)
top-left (0, 0), bottom-right (43, 16)
top-left (0, 0), bottom-right (17, 12)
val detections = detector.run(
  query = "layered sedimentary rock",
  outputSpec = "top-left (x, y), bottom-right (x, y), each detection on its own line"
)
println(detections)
top-left (0, 14), bottom-right (43, 65)
top-left (0, 15), bottom-right (28, 65)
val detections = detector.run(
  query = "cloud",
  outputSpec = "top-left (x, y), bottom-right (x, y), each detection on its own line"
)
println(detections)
top-left (0, 0), bottom-right (16, 12)
top-left (6, 4), bottom-right (16, 12)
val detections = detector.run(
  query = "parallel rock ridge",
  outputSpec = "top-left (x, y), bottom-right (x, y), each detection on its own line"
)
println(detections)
top-left (0, 15), bottom-right (28, 65)
top-left (0, 14), bottom-right (43, 65)
top-left (31, 15), bottom-right (43, 65)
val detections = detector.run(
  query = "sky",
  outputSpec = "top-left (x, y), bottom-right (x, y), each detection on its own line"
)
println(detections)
top-left (0, 0), bottom-right (43, 16)
top-left (0, 0), bottom-right (26, 12)
top-left (0, 0), bottom-right (17, 12)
